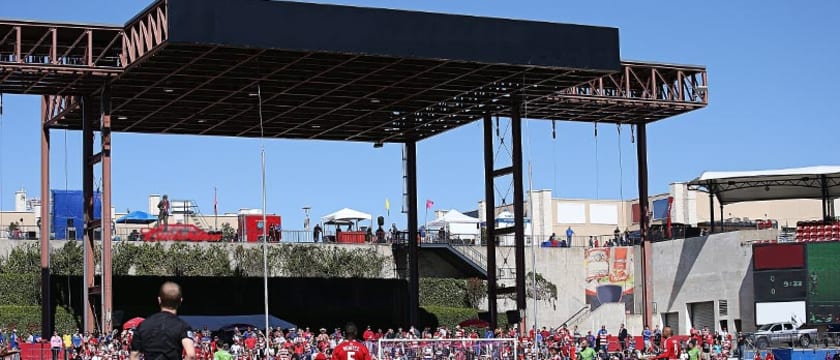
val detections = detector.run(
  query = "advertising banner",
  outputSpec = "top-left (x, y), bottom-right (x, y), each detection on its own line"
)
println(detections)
top-left (585, 246), bottom-right (634, 312)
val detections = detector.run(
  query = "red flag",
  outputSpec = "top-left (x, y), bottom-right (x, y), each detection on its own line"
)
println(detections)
top-left (426, 199), bottom-right (434, 209)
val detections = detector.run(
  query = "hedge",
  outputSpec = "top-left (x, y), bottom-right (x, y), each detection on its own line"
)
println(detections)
top-left (0, 273), bottom-right (40, 306)
top-left (421, 306), bottom-right (509, 330)
top-left (0, 305), bottom-right (77, 334)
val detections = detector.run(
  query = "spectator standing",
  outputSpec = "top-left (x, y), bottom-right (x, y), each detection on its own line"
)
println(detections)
top-left (642, 326), bottom-right (652, 353)
top-left (50, 331), bottom-right (63, 360)
top-left (312, 224), bottom-right (323, 242)
top-left (566, 227), bottom-right (574, 245)
top-left (618, 324), bottom-right (628, 351)
top-left (157, 195), bottom-right (170, 231)
top-left (129, 281), bottom-right (195, 360)
top-left (596, 326), bottom-right (608, 353)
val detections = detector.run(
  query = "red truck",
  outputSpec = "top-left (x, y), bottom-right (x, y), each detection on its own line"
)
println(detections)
top-left (238, 214), bottom-right (282, 242)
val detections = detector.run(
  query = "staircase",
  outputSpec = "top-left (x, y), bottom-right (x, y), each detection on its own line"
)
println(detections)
top-left (561, 305), bottom-right (591, 327)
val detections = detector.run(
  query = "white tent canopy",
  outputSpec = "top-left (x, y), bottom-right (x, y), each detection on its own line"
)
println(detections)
top-left (427, 209), bottom-right (480, 228)
top-left (321, 208), bottom-right (372, 224)
top-left (689, 165), bottom-right (840, 204)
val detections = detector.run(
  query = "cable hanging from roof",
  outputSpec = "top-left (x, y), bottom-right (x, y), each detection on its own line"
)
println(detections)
top-left (594, 121), bottom-right (599, 200)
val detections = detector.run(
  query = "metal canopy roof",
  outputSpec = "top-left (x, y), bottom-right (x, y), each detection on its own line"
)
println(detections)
top-left (689, 166), bottom-right (840, 204)
top-left (0, 0), bottom-right (709, 143)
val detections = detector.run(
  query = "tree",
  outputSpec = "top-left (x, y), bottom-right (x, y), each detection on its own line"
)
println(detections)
top-left (220, 223), bottom-right (236, 242)
top-left (465, 277), bottom-right (487, 308)
top-left (51, 241), bottom-right (83, 276)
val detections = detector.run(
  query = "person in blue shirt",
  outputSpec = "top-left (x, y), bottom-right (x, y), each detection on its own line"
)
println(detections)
top-left (71, 331), bottom-right (83, 351)
top-left (566, 227), bottom-right (575, 245)
top-left (9, 330), bottom-right (19, 349)
top-left (0, 329), bottom-right (5, 346)
top-left (642, 326), bottom-right (652, 353)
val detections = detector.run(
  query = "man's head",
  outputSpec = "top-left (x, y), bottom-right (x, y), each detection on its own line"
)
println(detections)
top-left (344, 323), bottom-right (359, 340)
top-left (662, 326), bottom-right (673, 338)
top-left (157, 281), bottom-right (183, 311)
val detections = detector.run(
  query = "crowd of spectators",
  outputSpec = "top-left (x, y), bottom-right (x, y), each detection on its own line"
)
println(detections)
top-left (2, 323), bottom-right (826, 360)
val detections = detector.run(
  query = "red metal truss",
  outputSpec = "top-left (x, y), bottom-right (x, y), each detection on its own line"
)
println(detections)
top-left (0, 21), bottom-right (123, 95)
top-left (535, 60), bottom-right (709, 121)
top-left (121, 0), bottom-right (168, 68)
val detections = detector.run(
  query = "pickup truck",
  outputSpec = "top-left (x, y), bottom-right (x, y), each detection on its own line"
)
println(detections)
top-left (753, 322), bottom-right (818, 349)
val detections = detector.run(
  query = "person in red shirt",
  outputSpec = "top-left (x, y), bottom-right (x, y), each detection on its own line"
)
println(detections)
top-left (656, 327), bottom-right (681, 360)
top-left (754, 352), bottom-right (763, 360)
top-left (332, 323), bottom-right (371, 360)
top-left (765, 352), bottom-right (775, 360)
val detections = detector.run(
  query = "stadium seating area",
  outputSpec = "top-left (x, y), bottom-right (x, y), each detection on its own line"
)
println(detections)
top-left (795, 220), bottom-right (840, 242)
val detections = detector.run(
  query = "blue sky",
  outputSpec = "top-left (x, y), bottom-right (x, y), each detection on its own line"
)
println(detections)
top-left (1, 0), bottom-right (839, 229)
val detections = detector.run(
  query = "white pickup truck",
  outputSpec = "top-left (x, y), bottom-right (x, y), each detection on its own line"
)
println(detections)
top-left (753, 322), bottom-right (817, 349)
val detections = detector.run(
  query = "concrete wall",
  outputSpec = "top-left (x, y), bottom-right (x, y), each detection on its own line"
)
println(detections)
top-left (650, 230), bottom-right (768, 334)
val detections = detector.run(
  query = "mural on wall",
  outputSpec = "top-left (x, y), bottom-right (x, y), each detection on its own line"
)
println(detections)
top-left (585, 246), bottom-right (634, 312)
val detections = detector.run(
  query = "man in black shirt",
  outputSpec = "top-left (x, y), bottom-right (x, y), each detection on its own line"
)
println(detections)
top-left (130, 282), bottom-right (195, 360)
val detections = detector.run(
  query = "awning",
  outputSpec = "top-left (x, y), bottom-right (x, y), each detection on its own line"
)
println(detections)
top-left (116, 211), bottom-right (158, 224)
top-left (179, 314), bottom-right (296, 332)
top-left (321, 208), bottom-right (372, 224)
top-left (688, 166), bottom-right (840, 204)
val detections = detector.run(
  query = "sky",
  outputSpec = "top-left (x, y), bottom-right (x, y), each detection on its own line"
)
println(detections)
top-left (0, 0), bottom-right (839, 230)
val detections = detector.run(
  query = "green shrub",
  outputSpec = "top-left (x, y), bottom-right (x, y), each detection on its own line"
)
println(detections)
top-left (0, 305), bottom-right (77, 335)
top-left (421, 305), bottom-right (478, 329)
top-left (0, 273), bottom-right (40, 306)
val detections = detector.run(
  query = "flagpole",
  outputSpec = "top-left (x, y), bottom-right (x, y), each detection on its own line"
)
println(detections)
top-left (213, 186), bottom-right (218, 231)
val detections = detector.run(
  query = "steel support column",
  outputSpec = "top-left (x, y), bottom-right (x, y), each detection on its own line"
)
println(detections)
top-left (100, 84), bottom-right (113, 332)
top-left (82, 96), bottom-right (96, 332)
top-left (820, 175), bottom-right (828, 221)
top-left (708, 183), bottom-right (716, 233)
top-left (39, 96), bottom-right (52, 337)
top-left (511, 95), bottom-right (527, 329)
top-left (720, 204), bottom-right (725, 232)
top-left (482, 113), bottom-right (498, 329)
top-left (636, 123), bottom-right (653, 328)
top-left (405, 141), bottom-right (419, 327)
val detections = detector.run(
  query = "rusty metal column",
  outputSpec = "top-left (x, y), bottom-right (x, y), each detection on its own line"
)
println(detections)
top-left (482, 113), bottom-right (498, 329)
top-left (82, 96), bottom-right (96, 332)
top-left (636, 123), bottom-right (653, 328)
top-left (406, 141), bottom-right (419, 327)
top-left (511, 95), bottom-right (527, 330)
top-left (39, 96), bottom-right (52, 337)
top-left (100, 85), bottom-right (113, 332)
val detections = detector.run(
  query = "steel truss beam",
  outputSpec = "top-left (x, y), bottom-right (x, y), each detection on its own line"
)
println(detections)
top-left (121, 0), bottom-right (168, 68)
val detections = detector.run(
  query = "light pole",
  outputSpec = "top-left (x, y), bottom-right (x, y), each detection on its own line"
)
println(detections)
top-left (303, 206), bottom-right (311, 232)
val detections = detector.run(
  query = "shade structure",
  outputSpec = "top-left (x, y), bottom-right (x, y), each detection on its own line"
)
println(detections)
top-left (321, 208), bottom-right (372, 224)
top-left (427, 209), bottom-right (480, 228)
top-left (689, 166), bottom-right (840, 204)
top-left (179, 314), bottom-right (296, 332)
top-left (122, 317), bottom-right (144, 330)
top-left (116, 211), bottom-right (158, 224)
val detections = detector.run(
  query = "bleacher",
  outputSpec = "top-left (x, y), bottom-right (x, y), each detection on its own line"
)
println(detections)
top-left (795, 220), bottom-right (840, 242)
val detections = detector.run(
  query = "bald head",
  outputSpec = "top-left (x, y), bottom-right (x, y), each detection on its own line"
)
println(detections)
top-left (158, 281), bottom-right (183, 310)
top-left (662, 326), bottom-right (673, 338)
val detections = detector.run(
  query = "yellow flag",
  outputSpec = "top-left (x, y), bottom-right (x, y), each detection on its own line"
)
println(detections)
top-left (385, 198), bottom-right (391, 211)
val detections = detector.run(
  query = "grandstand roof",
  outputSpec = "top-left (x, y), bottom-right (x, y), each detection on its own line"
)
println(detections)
top-left (2, 0), bottom-right (708, 143)
top-left (689, 166), bottom-right (840, 204)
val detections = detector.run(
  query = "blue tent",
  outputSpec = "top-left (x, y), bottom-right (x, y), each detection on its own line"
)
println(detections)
top-left (179, 315), bottom-right (297, 332)
top-left (116, 211), bottom-right (158, 224)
